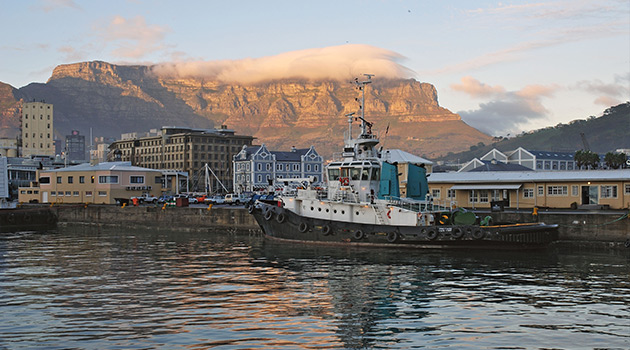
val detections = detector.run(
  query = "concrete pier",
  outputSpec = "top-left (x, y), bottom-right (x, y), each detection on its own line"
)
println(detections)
top-left (4, 204), bottom-right (627, 249)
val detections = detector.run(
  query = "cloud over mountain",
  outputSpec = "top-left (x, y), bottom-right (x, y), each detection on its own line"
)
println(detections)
top-left (150, 44), bottom-right (414, 84)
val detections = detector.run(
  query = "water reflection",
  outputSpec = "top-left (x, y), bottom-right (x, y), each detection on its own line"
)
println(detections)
top-left (1, 226), bottom-right (629, 349)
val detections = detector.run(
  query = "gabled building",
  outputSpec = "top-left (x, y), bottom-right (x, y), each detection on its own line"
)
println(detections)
top-left (233, 144), bottom-right (323, 193)
top-left (459, 147), bottom-right (591, 172)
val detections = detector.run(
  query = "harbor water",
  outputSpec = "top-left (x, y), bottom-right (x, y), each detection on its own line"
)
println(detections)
top-left (1, 226), bottom-right (629, 349)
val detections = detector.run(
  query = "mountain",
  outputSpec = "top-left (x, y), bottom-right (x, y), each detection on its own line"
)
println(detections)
top-left (0, 61), bottom-right (492, 158)
top-left (438, 102), bottom-right (630, 162)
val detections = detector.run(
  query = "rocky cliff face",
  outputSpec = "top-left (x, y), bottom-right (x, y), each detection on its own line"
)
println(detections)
top-left (0, 61), bottom-right (492, 158)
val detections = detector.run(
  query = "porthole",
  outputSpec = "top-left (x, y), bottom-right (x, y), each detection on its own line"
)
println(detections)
top-left (341, 210), bottom-right (345, 215)
top-left (356, 211), bottom-right (359, 215)
top-left (333, 209), bottom-right (337, 214)
top-left (326, 209), bottom-right (329, 212)
top-left (310, 207), bottom-right (314, 211)
top-left (318, 207), bottom-right (322, 212)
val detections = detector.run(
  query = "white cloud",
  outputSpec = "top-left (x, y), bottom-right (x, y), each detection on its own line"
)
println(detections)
top-left (452, 77), bottom-right (559, 136)
top-left (574, 75), bottom-right (630, 106)
top-left (96, 15), bottom-right (170, 59)
top-left (150, 44), bottom-right (414, 84)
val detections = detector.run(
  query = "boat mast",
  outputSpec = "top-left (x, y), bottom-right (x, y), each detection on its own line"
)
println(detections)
top-left (354, 73), bottom-right (374, 137)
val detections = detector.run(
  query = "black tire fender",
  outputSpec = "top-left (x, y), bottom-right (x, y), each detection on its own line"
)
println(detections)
top-left (452, 227), bottom-right (464, 239)
top-left (299, 222), bottom-right (309, 233)
top-left (264, 209), bottom-right (273, 221)
top-left (426, 227), bottom-right (438, 240)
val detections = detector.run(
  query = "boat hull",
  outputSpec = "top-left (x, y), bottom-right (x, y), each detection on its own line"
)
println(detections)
top-left (251, 202), bottom-right (558, 250)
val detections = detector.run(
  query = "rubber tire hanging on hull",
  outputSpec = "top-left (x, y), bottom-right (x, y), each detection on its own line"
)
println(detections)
top-left (353, 230), bottom-right (364, 240)
top-left (472, 228), bottom-right (485, 240)
top-left (299, 222), bottom-right (309, 233)
top-left (452, 227), bottom-right (464, 239)
top-left (426, 227), bottom-right (438, 240)
top-left (387, 231), bottom-right (399, 243)
top-left (322, 225), bottom-right (332, 235)
top-left (276, 213), bottom-right (286, 224)
top-left (264, 210), bottom-right (273, 221)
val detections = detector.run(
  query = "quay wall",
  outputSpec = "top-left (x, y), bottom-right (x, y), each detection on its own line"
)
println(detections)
top-left (44, 205), bottom-right (630, 247)
top-left (52, 205), bottom-right (260, 234)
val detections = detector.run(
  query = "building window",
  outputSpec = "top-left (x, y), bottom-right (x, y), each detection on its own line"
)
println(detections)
top-left (39, 176), bottom-right (50, 184)
top-left (257, 163), bottom-right (262, 171)
top-left (571, 185), bottom-right (578, 196)
top-left (547, 186), bottom-right (568, 196)
top-left (86, 191), bottom-right (92, 197)
top-left (625, 184), bottom-right (630, 195)
top-left (98, 175), bottom-right (119, 184)
top-left (257, 175), bottom-right (262, 182)
top-left (68, 176), bottom-right (73, 184)
top-left (130, 176), bottom-right (145, 184)
top-left (469, 191), bottom-right (478, 203)
top-left (51, 191), bottom-right (56, 196)
top-left (57, 176), bottom-right (62, 184)
top-left (73, 191), bottom-right (79, 196)
top-left (600, 185), bottom-right (617, 199)
top-left (431, 189), bottom-right (441, 199)
top-left (307, 164), bottom-right (311, 172)
top-left (479, 190), bottom-right (489, 203)
top-left (315, 165), bottom-right (319, 172)
top-left (523, 189), bottom-right (534, 198)
top-left (538, 186), bottom-right (544, 196)
top-left (98, 191), bottom-right (107, 196)
top-left (447, 189), bottom-right (456, 198)
top-left (79, 176), bottom-right (85, 184)
top-left (65, 191), bottom-right (71, 196)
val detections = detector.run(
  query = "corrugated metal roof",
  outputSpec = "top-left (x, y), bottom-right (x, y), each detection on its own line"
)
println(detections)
top-left (429, 169), bottom-right (630, 183)
top-left (381, 149), bottom-right (434, 165)
top-left (51, 162), bottom-right (161, 173)
top-left (450, 184), bottom-right (522, 190)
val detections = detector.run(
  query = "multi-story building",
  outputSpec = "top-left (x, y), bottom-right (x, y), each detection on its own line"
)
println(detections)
top-left (17, 161), bottom-right (162, 204)
top-left (108, 126), bottom-right (255, 192)
top-left (233, 144), bottom-right (324, 193)
top-left (21, 101), bottom-right (54, 157)
top-left (65, 130), bottom-right (86, 162)
top-left (0, 138), bottom-right (18, 157)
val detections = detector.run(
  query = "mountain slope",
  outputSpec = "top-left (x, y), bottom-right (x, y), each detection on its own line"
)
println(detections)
top-left (439, 102), bottom-right (630, 162)
top-left (2, 60), bottom-right (493, 157)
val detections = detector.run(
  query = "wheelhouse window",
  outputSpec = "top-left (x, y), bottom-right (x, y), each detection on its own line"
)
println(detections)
top-left (328, 168), bottom-right (340, 181)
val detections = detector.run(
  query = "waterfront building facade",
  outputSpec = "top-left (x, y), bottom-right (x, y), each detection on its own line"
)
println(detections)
top-left (108, 126), bottom-right (255, 192)
top-left (18, 162), bottom-right (162, 204)
top-left (21, 101), bottom-right (55, 157)
top-left (428, 169), bottom-right (630, 210)
top-left (233, 144), bottom-right (324, 193)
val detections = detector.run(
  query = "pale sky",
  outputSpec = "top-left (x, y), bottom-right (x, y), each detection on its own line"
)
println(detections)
top-left (1, 0), bottom-right (628, 136)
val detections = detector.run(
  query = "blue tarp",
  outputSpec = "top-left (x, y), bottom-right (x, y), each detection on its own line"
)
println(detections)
top-left (406, 163), bottom-right (428, 200)
top-left (378, 162), bottom-right (400, 199)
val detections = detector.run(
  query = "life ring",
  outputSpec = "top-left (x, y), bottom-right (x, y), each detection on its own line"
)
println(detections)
top-left (276, 212), bottom-right (286, 224)
top-left (340, 177), bottom-right (349, 186)
top-left (353, 230), bottom-right (364, 240)
top-left (426, 227), bottom-right (438, 240)
top-left (439, 214), bottom-right (449, 225)
top-left (264, 209), bottom-right (274, 221)
top-left (387, 231), bottom-right (399, 243)
top-left (472, 228), bottom-right (485, 240)
top-left (322, 225), bottom-right (332, 235)
top-left (452, 227), bottom-right (464, 239)
top-left (247, 203), bottom-right (255, 213)
top-left (299, 222), bottom-right (309, 233)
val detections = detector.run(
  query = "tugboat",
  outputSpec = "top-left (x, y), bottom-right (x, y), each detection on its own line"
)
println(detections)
top-left (249, 75), bottom-right (558, 249)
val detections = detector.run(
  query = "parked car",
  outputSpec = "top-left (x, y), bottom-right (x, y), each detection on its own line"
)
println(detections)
top-left (224, 193), bottom-right (250, 205)
top-left (205, 195), bottom-right (225, 205)
top-left (158, 195), bottom-right (173, 203)
top-left (131, 193), bottom-right (158, 204)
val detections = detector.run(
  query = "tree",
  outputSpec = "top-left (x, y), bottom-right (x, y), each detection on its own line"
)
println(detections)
top-left (604, 152), bottom-right (626, 169)
top-left (574, 150), bottom-right (600, 169)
